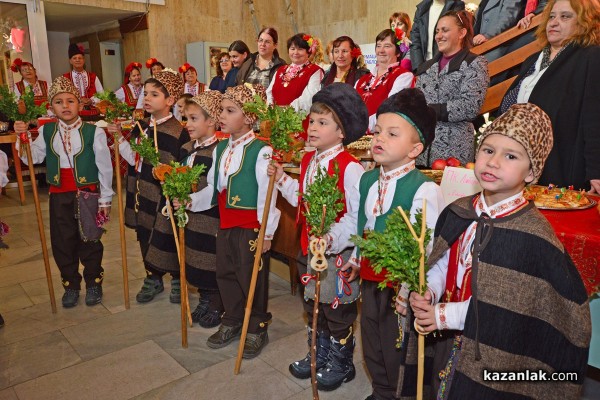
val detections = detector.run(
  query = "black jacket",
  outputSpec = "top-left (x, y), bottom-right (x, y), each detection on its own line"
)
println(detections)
top-left (501, 45), bottom-right (600, 190)
top-left (409, 0), bottom-right (465, 71)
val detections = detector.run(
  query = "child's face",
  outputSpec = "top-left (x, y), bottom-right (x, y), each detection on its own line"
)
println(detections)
top-left (371, 113), bottom-right (423, 171)
top-left (475, 134), bottom-right (534, 205)
top-left (185, 103), bottom-right (214, 141)
top-left (50, 93), bottom-right (81, 125)
top-left (307, 111), bottom-right (344, 152)
top-left (176, 98), bottom-right (186, 116)
top-left (143, 83), bottom-right (173, 116)
top-left (220, 98), bottom-right (251, 137)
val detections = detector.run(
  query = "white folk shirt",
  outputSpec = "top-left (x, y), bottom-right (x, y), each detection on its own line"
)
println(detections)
top-left (114, 83), bottom-right (143, 104)
top-left (188, 130), bottom-right (281, 239)
top-left (345, 160), bottom-right (445, 265)
top-left (184, 82), bottom-right (202, 96)
top-left (276, 143), bottom-right (365, 254)
top-left (118, 113), bottom-right (174, 172)
top-left (13, 80), bottom-right (43, 97)
top-left (20, 117), bottom-right (114, 204)
top-left (184, 135), bottom-right (218, 166)
top-left (68, 70), bottom-right (104, 104)
top-left (426, 191), bottom-right (528, 331)
top-left (266, 65), bottom-right (324, 115)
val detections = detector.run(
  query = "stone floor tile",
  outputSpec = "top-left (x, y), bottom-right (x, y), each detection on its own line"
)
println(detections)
top-left (13, 340), bottom-right (188, 400)
top-left (0, 388), bottom-right (18, 400)
top-left (0, 285), bottom-right (33, 314)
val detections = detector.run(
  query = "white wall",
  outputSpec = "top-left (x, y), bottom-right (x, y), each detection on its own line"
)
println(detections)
top-left (99, 41), bottom-right (123, 92)
top-left (47, 31), bottom-right (70, 80)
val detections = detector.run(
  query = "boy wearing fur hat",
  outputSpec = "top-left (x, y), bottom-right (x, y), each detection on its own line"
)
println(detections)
top-left (64, 43), bottom-right (103, 108)
top-left (410, 103), bottom-right (591, 400)
top-left (186, 84), bottom-right (280, 358)
top-left (14, 76), bottom-right (114, 308)
top-left (354, 88), bottom-right (445, 400)
top-left (110, 69), bottom-right (191, 304)
top-left (176, 91), bottom-right (224, 328)
top-left (268, 83), bottom-right (368, 390)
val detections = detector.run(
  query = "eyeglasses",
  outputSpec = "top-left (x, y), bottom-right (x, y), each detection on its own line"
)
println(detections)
top-left (219, 59), bottom-right (230, 63)
top-left (257, 39), bottom-right (274, 45)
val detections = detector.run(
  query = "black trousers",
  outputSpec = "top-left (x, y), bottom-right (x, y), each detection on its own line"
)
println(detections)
top-left (361, 280), bottom-right (405, 400)
top-left (49, 191), bottom-right (104, 290)
top-left (139, 241), bottom-right (180, 280)
top-left (216, 227), bottom-right (271, 333)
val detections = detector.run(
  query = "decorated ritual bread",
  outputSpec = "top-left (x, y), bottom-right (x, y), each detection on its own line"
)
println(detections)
top-left (524, 184), bottom-right (592, 209)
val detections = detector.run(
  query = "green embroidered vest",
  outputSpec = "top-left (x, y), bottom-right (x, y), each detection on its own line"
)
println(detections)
top-left (356, 168), bottom-right (431, 256)
top-left (211, 138), bottom-right (267, 209)
top-left (43, 122), bottom-right (98, 187)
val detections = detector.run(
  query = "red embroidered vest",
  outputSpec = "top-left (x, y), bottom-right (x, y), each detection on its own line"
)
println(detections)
top-left (63, 71), bottom-right (98, 98)
top-left (16, 80), bottom-right (49, 107)
top-left (297, 150), bottom-right (358, 255)
top-left (355, 65), bottom-right (411, 117)
top-left (121, 84), bottom-right (138, 108)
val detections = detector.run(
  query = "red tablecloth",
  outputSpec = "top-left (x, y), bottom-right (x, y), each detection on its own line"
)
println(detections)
top-left (540, 196), bottom-right (600, 295)
top-left (104, 129), bottom-right (132, 177)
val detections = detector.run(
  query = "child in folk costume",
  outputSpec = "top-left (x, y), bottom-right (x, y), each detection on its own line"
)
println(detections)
top-left (114, 62), bottom-right (144, 108)
top-left (186, 84), bottom-right (280, 358)
top-left (114, 70), bottom-right (191, 304)
top-left (64, 44), bottom-right (104, 109)
top-left (180, 63), bottom-right (206, 96)
top-left (268, 83), bottom-right (368, 390)
top-left (354, 89), bottom-right (445, 400)
top-left (178, 91), bottom-right (224, 328)
top-left (15, 77), bottom-right (114, 308)
top-left (410, 103), bottom-right (591, 400)
top-left (135, 58), bottom-right (165, 110)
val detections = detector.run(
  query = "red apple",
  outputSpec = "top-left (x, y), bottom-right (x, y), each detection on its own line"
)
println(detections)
top-left (446, 157), bottom-right (461, 167)
top-left (465, 162), bottom-right (476, 170)
top-left (431, 159), bottom-right (448, 170)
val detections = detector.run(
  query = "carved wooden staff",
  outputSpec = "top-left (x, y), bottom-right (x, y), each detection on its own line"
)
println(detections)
top-left (309, 205), bottom-right (328, 400)
top-left (398, 199), bottom-right (427, 400)
top-left (113, 130), bottom-right (130, 309)
top-left (22, 138), bottom-right (57, 313)
top-left (234, 172), bottom-right (276, 374)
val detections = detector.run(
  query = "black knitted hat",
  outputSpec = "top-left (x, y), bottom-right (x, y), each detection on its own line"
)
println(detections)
top-left (68, 43), bottom-right (84, 59)
top-left (311, 83), bottom-right (369, 145)
top-left (377, 88), bottom-right (437, 148)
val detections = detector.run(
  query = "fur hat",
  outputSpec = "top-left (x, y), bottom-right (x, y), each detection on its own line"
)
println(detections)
top-left (68, 43), bottom-right (84, 59)
top-left (188, 91), bottom-right (223, 122)
top-left (48, 76), bottom-right (81, 103)
top-left (479, 103), bottom-right (553, 184)
top-left (377, 88), bottom-right (437, 148)
top-left (223, 83), bottom-right (267, 125)
top-left (152, 69), bottom-right (184, 99)
top-left (312, 83), bottom-right (368, 145)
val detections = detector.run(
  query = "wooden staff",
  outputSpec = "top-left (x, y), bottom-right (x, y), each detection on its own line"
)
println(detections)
top-left (310, 204), bottom-right (327, 400)
top-left (179, 226), bottom-right (188, 347)
top-left (113, 133), bottom-right (130, 309)
top-left (234, 172), bottom-right (276, 375)
top-left (397, 199), bottom-right (427, 400)
top-left (23, 141), bottom-right (57, 313)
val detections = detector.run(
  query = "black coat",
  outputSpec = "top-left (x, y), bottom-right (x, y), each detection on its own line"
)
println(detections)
top-left (409, 0), bottom-right (465, 71)
top-left (501, 45), bottom-right (600, 190)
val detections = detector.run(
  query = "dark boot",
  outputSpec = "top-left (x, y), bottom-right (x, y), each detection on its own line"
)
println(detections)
top-left (85, 286), bottom-right (103, 306)
top-left (316, 333), bottom-right (356, 391)
top-left (191, 297), bottom-right (210, 323)
top-left (62, 288), bottom-right (80, 308)
top-left (136, 277), bottom-right (164, 303)
top-left (197, 289), bottom-right (223, 328)
top-left (289, 327), bottom-right (330, 379)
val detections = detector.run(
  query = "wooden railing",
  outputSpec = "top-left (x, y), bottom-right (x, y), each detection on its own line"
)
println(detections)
top-left (472, 14), bottom-right (544, 114)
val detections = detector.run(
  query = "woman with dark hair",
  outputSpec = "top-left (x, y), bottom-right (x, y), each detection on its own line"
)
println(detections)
top-left (500, 0), bottom-right (600, 191)
top-left (115, 62), bottom-right (143, 108)
top-left (415, 10), bottom-right (489, 167)
top-left (321, 36), bottom-right (370, 88)
top-left (355, 29), bottom-right (414, 132)
top-left (227, 40), bottom-right (250, 88)
top-left (236, 27), bottom-right (286, 87)
top-left (209, 52), bottom-right (233, 93)
top-left (266, 33), bottom-right (324, 135)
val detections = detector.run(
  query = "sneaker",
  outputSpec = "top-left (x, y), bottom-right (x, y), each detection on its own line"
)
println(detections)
top-left (191, 298), bottom-right (210, 323)
top-left (85, 286), bottom-right (103, 306)
top-left (242, 331), bottom-right (269, 359)
top-left (198, 309), bottom-right (222, 328)
top-left (207, 324), bottom-right (242, 349)
top-left (62, 288), bottom-right (80, 308)
top-left (169, 279), bottom-right (181, 304)
top-left (136, 277), bottom-right (164, 303)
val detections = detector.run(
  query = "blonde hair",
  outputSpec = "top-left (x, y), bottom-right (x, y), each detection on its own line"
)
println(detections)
top-left (536, 0), bottom-right (600, 47)
top-left (309, 37), bottom-right (326, 65)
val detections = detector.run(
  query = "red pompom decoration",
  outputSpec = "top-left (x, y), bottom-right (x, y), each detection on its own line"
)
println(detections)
top-left (145, 57), bottom-right (158, 68)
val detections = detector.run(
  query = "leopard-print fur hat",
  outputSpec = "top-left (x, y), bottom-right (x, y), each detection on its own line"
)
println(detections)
top-left (48, 76), bottom-right (81, 103)
top-left (223, 83), bottom-right (266, 124)
top-left (188, 90), bottom-right (223, 122)
top-left (153, 69), bottom-right (184, 99)
top-left (479, 103), bottom-right (553, 184)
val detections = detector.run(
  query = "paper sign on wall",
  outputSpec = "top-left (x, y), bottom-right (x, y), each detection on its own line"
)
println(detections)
top-left (440, 167), bottom-right (482, 206)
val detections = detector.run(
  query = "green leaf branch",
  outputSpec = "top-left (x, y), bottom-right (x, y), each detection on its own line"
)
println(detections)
top-left (161, 162), bottom-right (206, 227)
top-left (95, 90), bottom-right (132, 123)
top-left (0, 85), bottom-right (47, 122)
top-left (301, 163), bottom-right (345, 238)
